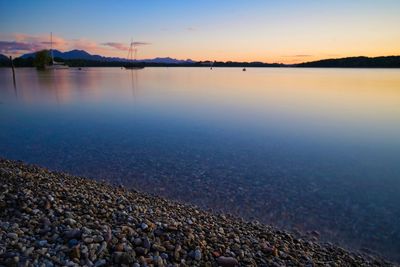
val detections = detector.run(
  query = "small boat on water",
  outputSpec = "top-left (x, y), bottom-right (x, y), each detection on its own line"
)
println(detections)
top-left (47, 32), bottom-right (68, 69)
top-left (124, 39), bottom-right (145, 69)
top-left (242, 68), bottom-right (246, 71)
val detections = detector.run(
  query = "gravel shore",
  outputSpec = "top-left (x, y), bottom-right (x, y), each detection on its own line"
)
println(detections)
top-left (0, 159), bottom-right (396, 266)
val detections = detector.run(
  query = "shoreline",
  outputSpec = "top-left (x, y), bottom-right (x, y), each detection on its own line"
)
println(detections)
top-left (0, 158), bottom-right (396, 266)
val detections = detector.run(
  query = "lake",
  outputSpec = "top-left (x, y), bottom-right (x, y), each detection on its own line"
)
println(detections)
top-left (1, 67), bottom-right (399, 261)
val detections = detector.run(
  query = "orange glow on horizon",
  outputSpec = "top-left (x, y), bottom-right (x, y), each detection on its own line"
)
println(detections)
top-left (1, 32), bottom-right (399, 64)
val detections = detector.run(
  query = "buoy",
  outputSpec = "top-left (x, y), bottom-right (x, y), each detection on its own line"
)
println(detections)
top-left (242, 68), bottom-right (246, 71)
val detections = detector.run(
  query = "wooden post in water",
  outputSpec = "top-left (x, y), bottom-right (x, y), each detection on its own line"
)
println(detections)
top-left (10, 56), bottom-right (16, 85)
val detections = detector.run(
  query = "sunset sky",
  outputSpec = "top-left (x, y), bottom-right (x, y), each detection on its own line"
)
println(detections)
top-left (1, 0), bottom-right (399, 63)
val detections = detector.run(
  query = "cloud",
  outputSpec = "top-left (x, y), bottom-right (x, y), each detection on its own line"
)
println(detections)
top-left (102, 42), bottom-right (129, 51)
top-left (14, 33), bottom-right (68, 49)
top-left (0, 41), bottom-right (44, 54)
top-left (131, 42), bottom-right (151, 46)
top-left (0, 33), bottom-right (150, 57)
top-left (186, 27), bottom-right (196, 31)
top-left (102, 41), bottom-right (150, 51)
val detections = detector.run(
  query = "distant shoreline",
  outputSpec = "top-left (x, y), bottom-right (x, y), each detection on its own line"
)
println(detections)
top-left (0, 65), bottom-right (400, 70)
top-left (2, 65), bottom-right (400, 69)
top-left (1, 54), bottom-right (400, 68)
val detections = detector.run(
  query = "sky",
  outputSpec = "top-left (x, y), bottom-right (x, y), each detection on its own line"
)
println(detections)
top-left (0, 0), bottom-right (399, 63)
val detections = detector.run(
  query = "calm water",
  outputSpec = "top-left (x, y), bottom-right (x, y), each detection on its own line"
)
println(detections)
top-left (1, 67), bottom-right (400, 261)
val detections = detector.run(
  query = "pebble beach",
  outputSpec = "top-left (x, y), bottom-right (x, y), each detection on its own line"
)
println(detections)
top-left (0, 158), bottom-right (396, 266)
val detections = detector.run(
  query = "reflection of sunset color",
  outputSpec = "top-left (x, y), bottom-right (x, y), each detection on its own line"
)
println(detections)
top-left (3, 68), bottom-right (400, 141)
top-left (1, 0), bottom-right (400, 62)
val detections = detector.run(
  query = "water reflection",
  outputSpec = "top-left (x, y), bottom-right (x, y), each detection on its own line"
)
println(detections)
top-left (0, 67), bottom-right (400, 261)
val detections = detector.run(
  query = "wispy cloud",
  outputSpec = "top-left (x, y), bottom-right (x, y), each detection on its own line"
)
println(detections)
top-left (102, 42), bottom-right (129, 51)
top-left (186, 27), bottom-right (196, 31)
top-left (0, 41), bottom-right (43, 54)
top-left (0, 33), bottom-right (150, 57)
top-left (131, 42), bottom-right (151, 46)
top-left (102, 41), bottom-right (150, 51)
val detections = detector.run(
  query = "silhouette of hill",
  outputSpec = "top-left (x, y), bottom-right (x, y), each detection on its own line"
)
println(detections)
top-left (0, 54), bottom-right (10, 67)
top-left (0, 54), bottom-right (9, 61)
top-left (4, 51), bottom-right (400, 68)
top-left (296, 56), bottom-right (400, 68)
top-left (20, 50), bottom-right (195, 64)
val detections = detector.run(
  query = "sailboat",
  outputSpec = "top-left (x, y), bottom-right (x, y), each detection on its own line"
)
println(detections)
top-left (124, 39), bottom-right (145, 69)
top-left (47, 32), bottom-right (68, 69)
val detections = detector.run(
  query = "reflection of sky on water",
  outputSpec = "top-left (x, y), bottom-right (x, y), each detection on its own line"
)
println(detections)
top-left (1, 67), bottom-right (400, 261)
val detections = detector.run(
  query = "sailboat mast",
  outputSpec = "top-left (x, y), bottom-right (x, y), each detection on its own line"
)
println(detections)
top-left (134, 44), bottom-right (137, 61)
top-left (50, 32), bottom-right (54, 63)
top-left (127, 37), bottom-right (133, 61)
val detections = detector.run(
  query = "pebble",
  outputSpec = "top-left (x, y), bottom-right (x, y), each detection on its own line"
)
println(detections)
top-left (141, 223), bottom-right (148, 230)
top-left (194, 248), bottom-right (202, 260)
top-left (70, 245), bottom-right (80, 259)
top-left (216, 256), bottom-right (239, 267)
top-left (7, 233), bottom-right (18, 240)
top-left (36, 240), bottom-right (48, 247)
top-left (143, 237), bottom-right (151, 249)
top-left (0, 159), bottom-right (393, 267)
top-left (94, 259), bottom-right (106, 267)
top-left (65, 218), bottom-right (77, 225)
top-left (68, 239), bottom-right (79, 247)
top-left (65, 229), bottom-right (82, 240)
top-left (133, 237), bottom-right (142, 246)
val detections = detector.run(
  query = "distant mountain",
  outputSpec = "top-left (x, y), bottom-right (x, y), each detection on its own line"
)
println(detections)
top-left (20, 50), bottom-right (195, 64)
top-left (296, 56), bottom-right (400, 68)
top-left (13, 51), bottom-right (400, 68)
top-left (0, 54), bottom-right (9, 61)
top-left (144, 57), bottom-right (195, 64)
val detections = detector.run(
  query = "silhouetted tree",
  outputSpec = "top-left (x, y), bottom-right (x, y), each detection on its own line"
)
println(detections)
top-left (34, 50), bottom-right (51, 69)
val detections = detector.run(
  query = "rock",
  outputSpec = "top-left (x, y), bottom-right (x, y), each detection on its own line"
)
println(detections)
top-left (153, 254), bottom-right (164, 266)
top-left (65, 218), bottom-right (77, 226)
top-left (113, 252), bottom-right (123, 263)
top-left (141, 223), bottom-right (148, 230)
top-left (135, 247), bottom-right (148, 255)
top-left (68, 239), bottom-right (79, 248)
top-left (216, 256), bottom-right (239, 267)
top-left (65, 229), bottom-right (82, 240)
top-left (194, 248), bottom-right (202, 261)
top-left (143, 237), bottom-right (151, 249)
top-left (133, 237), bottom-right (142, 246)
top-left (212, 251), bottom-right (221, 257)
top-left (115, 243), bottom-right (124, 252)
top-left (36, 240), bottom-right (48, 247)
top-left (70, 245), bottom-right (81, 259)
top-left (84, 237), bottom-right (94, 244)
top-left (7, 233), bottom-right (18, 240)
top-left (153, 244), bottom-right (166, 252)
top-left (93, 235), bottom-right (104, 243)
top-left (94, 259), bottom-right (106, 267)
top-left (120, 251), bottom-right (135, 264)
top-left (97, 241), bottom-right (107, 256)
top-left (174, 244), bottom-right (181, 261)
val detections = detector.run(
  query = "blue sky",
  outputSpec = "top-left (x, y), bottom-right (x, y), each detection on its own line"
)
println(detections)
top-left (1, 0), bottom-right (399, 62)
